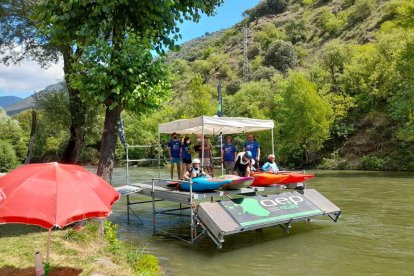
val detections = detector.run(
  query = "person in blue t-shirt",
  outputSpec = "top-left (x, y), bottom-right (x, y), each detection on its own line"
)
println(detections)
top-left (168, 132), bottom-right (181, 179)
top-left (261, 154), bottom-right (279, 173)
top-left (181, 136), bottom-right (192, 178)
top-left (221, 136), bottom-right (237, 173)
top-left (243, 133), bottom-right (260, 168)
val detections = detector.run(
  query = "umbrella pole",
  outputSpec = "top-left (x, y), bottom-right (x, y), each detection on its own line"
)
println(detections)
top-left (46, 228), bottom-right (52, 263)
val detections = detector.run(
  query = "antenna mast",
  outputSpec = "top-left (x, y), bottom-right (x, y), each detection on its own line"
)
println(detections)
top-left (243, 27), bottom-right (249, 82)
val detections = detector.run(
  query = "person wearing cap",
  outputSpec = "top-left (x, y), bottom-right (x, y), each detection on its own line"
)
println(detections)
top-left (168, 132), bottom-right (181, 179)
top-left (233, 151), bottom-right (254, 177)
top-left (243, 134), bottom-right (260, 168)
top-left (183, 158), bottom-right (208, 180)
top-left (261, 154), bottom-right (279, 173)
top-left (221, 136), bottom-right (237, 174)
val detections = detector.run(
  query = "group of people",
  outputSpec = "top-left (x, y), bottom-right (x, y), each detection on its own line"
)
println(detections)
top-left (167, 132), bottom-right (279, 180)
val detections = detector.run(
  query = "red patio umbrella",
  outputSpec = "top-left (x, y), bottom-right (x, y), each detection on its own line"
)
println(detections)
top-left (0, 162), bottom-right (120, 262)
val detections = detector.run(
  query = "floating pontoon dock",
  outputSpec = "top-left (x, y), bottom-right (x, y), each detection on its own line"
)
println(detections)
top-left (116, 178), bottom-right (341, 249)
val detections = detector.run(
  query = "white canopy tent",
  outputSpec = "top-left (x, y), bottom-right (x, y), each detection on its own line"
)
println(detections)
top-left (158, 116), bottom-right (275, 175)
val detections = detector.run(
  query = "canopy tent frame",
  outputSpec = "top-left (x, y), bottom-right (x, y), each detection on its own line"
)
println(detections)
top-left (158, 116), bottom-right (275, 176)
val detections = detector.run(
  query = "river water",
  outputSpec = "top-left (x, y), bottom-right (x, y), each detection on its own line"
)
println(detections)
top-left (109, 167), bottom-right (414, 275)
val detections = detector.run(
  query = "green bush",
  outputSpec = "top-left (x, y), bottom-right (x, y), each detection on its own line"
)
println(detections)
top-left (347, 0), bottom-right (374, 26)
top-left (361, 155), bottom-right (386, 170)
top-left (318, 9), bottom-right (347, 36)
top-left (251, 66), bottom-right (278, 81)
top-left (128, 251), bottom-right (160, 276)
top-left (225, 79), bottom-right (243, 95)
top-left (285, 19), bottom-right (308, 44)
top-left (0, 140), bottom-right (19, 172)
top-left (247, 43), bottom-right (262, 59)
top-left (243, 0), bottom-right (289, 21)
top-left (264, 40), bottom-right (298, 73)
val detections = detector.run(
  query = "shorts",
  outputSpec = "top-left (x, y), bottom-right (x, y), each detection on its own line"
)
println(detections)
top-left (202, 158), bottom-right (211, 167)
top-left (170, 157), bottom-right (181, 164)
top-left (182, 158), bottom-right (192, 164)
top-left (223, 161), bottom-right (235, 170)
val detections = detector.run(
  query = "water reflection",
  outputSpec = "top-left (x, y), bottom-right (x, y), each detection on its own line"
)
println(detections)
top-left (110, 167), bottom-right (414, 275)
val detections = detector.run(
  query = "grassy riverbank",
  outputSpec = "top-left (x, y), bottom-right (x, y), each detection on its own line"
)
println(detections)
top-left (0, 221), bottom-right (159, 275)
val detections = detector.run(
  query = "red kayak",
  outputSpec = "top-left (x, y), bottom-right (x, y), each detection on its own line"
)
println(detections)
top-left (251, 172), bottom-right (289, 186)
top-left (279, 172), bottom-right (315, 184)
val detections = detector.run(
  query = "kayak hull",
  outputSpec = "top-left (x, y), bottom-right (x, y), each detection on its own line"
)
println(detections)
top-left (251, 172), bottom-right (289, 186)
top-left (279, 172), bottom-right (315, 184)
top-left (218, 175), bottom-right (254, 190)
top-left (180, 177), bottom-right (231, 192)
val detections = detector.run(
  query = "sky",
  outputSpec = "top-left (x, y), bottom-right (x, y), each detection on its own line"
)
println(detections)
top-left (0, 0), bottom-right (260, 98)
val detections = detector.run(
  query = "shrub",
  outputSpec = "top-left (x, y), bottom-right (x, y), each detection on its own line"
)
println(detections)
top-left (247, 43), bottom-right (262, 59)
top-left (264, 40), bottom-right (298, 73)
top-left (251, 66), bottom-right (278, 81)
top-left (243, 0), bottom-right (289, 21)
top-left (128, 251), bottom-right (160, 275)
top-left (0, 140), bottom-right (19, 172)
top-left (347, 0), bottom-right (374, 26)
top-left (318, 8), bottom-right (347, 36)
top-left (285, 19), bottom-right (308, 44)
top-left (225, 79), bottom-right (243, 95)
top-left (361, 155), bottom-right (386, 170)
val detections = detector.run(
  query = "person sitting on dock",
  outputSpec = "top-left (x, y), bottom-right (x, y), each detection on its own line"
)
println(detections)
top-left (261, 154), bottom-right (279, 173)
top-left (183, 159), bottom-right (208, 180)
top-left (233, 151), bottom-right (254, 177)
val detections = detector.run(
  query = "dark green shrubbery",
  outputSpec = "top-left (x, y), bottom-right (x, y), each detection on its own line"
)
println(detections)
top-left (225, 79), bottom-right (243, 95)
top-left (243, 0), bottom-right (289, 21)
top-left (251, 66), bottom-right (278, 81)
top-left (347, 0), bottom-right (374, 26)
top-left (361, 155), bottom-right (386, 170)
top-left (264, 40), bottom-right (298, 73)
top-left (0, 140), bottom-right (19, 172)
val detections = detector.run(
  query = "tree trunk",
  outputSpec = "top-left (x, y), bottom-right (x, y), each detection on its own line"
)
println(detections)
top-left (97, 105), bottom-right (123, 183)
top-left (60, 48), bottom-right (87, 164)
top-left (25, 109), bottom-right (37, 164)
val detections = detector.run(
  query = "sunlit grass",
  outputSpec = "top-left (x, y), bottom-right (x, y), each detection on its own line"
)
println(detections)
top-left (0, 221), bottom-right (158, 275)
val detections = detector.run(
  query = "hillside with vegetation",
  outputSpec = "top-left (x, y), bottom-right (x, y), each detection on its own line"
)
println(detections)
top-left (161, 0), bottom-right (414, 171)
top-left (1, 0), bottom-right (413, 171)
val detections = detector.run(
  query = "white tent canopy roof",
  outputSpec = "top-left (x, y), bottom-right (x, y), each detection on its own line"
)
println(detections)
top-left (158, 116), bottom-right (274, 135)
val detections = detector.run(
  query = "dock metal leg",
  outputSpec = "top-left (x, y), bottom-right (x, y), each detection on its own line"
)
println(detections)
top-left (127, 195), bottom-right (130, 223)
top-left (279, 219), bottom-right (293, 233)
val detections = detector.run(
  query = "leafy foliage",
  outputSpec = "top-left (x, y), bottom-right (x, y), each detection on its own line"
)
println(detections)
top-left (264, 40), bottom-right (298, 73)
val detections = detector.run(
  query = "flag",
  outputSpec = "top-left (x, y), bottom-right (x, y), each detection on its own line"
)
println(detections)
top-left (118, 114), bottom-right (126, 146)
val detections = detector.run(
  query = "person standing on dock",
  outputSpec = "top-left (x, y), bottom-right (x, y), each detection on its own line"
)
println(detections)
top-left (234, 151), bottom-right (254, 177)
top-left (261, 154), bottom-right (279, 173)
top-left (221, 136), bottom-right (237, 174)
top-left (168, 132), bottom-right (181, 179)
top-left (243, 134), bottom-right (260, 168)
top-left (181, 136), bottom-right (192, 179)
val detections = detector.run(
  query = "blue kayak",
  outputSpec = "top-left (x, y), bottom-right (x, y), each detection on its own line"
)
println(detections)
top-left (180, 177), bottom-right (231, 192)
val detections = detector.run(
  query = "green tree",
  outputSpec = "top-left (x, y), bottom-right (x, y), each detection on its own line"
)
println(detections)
top-left (0, 140), bottom-right (19, 172)
top-left (0, 1), bottom-right (91, 164)
top-left (278, 73), bottom-right (334, 163)
top-left (0, 109), bottom-right (26, 162)
top-left (33, 0), bottom-right (223, 180)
